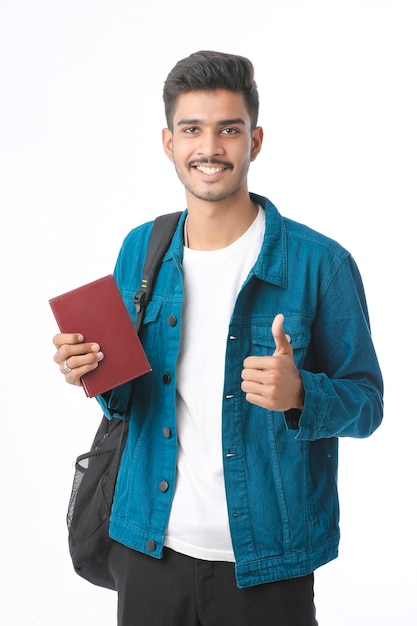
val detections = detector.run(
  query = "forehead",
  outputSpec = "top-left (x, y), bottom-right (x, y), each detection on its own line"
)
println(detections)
top-left (172, 89), bottom-right (250, 126)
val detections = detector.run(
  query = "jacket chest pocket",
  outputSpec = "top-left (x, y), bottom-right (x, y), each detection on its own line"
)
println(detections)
top-left (251, 316), bottom-right (311, 366)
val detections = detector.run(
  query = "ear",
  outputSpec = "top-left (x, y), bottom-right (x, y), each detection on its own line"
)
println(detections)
top-left (162, 127), bottom-right (174, 162)
top-left (250, 126), bottom-right (263, 162)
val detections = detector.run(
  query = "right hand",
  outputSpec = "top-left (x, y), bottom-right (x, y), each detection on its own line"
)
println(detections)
top-left (53, 333), bottom-right (104, 386)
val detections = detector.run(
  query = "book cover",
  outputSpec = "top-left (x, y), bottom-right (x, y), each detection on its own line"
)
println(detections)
top-left (49, 275), bottom-right (151, 397)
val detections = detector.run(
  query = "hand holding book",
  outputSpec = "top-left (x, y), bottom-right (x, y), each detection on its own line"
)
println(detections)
top-left (49, 275), bottom-right (151, 397)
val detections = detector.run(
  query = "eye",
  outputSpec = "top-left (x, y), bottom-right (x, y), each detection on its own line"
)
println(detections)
top-left (222, 127), bottom-right (239, 135)
top-left (184, 126), bottom-right (199, 134)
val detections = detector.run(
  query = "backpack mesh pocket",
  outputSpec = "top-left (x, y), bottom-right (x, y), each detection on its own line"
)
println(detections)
top-left (67, 417), bottom-right (126, 542)
top-left (67, 445), bottom-right (116, 535)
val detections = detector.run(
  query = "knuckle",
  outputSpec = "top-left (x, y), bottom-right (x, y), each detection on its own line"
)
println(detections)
top-left (60, 345), bottom-right (72, 359)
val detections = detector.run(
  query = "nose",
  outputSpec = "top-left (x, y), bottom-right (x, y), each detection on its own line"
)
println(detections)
top-left (197, 130), bottom-right (224, 158)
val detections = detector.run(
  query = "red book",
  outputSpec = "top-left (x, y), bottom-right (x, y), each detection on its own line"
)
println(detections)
top-left (49, 275), bottom-right (151, 397)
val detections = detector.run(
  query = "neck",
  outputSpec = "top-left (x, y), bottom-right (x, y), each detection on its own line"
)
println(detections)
top-left (185, 193), bottom-right (258, 251)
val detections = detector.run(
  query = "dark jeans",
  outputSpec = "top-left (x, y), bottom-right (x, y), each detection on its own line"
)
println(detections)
top-left (109, 543), bottom-right (319, 626)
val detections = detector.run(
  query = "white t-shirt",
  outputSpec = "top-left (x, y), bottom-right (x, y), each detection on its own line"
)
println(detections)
top-left (164, 207), bottom-right (265, 561)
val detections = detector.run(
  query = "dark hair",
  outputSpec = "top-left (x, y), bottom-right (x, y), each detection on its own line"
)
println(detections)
top-left (163, 50), bottom-right (259, 130)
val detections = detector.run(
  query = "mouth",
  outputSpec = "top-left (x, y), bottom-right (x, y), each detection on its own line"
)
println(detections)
top-left (194, 164), bottom-right (226, 175)
top-left (189, 160), bottom-right (232, 178)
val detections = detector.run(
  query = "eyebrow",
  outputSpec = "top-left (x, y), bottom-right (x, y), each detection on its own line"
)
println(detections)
top-left (176, 117), bottom-right (247, 127)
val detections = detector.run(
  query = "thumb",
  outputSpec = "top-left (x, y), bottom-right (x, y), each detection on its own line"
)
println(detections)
top-left (272, 314), bottom-right (292, 356)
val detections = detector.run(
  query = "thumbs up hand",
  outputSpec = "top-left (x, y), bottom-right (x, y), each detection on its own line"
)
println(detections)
top-left (241, 314), bottom-right (305, 412)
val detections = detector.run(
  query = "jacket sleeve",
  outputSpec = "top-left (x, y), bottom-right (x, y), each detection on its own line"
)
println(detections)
top-left (295, 255), bottom-right (383, 440)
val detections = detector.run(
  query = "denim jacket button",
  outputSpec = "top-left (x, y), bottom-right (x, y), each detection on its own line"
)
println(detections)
top-left (168, 315), bottom-right (177, 327)
top-left (146, 539), bottom-right (156, 551)
top-left (163, 427), bottom-right (172, 439)
top-left (158, 480), bottom-right (169, 493)
top-left (162, 373), bottom-right (171, 385)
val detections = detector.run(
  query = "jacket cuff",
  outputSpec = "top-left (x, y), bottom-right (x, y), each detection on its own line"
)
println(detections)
top-left (95, 382), bottom-right (132, 419)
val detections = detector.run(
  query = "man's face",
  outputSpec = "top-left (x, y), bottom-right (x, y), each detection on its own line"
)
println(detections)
top-left (162, 89), bottom-right (263, 204)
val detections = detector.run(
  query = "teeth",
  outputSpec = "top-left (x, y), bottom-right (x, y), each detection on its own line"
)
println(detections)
top-left (196, 165), bottom-right (224, 175)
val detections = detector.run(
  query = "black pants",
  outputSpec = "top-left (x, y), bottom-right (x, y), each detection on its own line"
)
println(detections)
top-left (109, 543), bottom-right (318, 626)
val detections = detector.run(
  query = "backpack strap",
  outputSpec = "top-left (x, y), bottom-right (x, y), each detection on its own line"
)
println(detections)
top-left (133, 211), bottom-right (182, 334)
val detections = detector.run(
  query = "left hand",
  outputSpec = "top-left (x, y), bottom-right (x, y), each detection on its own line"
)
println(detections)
top-left (241, 314), bottom-right (305, 412)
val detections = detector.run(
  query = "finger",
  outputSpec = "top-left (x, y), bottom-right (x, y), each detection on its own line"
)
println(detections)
top-left (52, 333), bottom-right (84, 348)
top-left (241, 368), bottom-right (260, 383)
top-left (243, 355), bottom-right (277, 371)
top-left (53, 341), bottom-right (101, 365)
top-left (241, 382), bottom-right (278, 411)
top-left (272, 314), bottom-right (292, 356)
top-left (244, 392), bottom-right (269, 409)
top-left (60, 350), bottom-right (104, 374)
top-left (242, 351), bottom-right (281, 386)
top-left (62, 358), bottom-right (103, 386)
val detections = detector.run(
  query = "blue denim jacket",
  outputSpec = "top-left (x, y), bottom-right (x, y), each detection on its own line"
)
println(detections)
top-left (97, 193), bottom-right (383, 588)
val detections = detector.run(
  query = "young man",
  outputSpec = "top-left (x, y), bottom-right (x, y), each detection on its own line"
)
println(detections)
top-left (53, 51), bottom-right (383, 625)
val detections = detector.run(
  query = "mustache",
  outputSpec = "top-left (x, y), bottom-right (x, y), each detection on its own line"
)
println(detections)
top-left (188, 158), bottom-right (233, 169)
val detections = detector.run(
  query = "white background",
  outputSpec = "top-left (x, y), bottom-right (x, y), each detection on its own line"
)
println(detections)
top-left (1, 1), bottom-right (416, 624)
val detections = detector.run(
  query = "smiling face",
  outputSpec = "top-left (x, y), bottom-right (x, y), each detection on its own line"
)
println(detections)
top-left (162, 89), bottom-right (263, 207)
